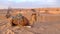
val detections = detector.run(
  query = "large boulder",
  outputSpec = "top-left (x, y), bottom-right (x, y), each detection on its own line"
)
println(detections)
top-left (11, 13), bottom-right (30, 26)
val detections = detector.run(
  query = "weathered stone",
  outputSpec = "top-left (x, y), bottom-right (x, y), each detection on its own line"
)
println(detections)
top-left (11, 13), bottom-right (30, 26)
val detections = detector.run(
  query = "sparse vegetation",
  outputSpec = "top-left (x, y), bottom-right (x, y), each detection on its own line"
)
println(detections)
top-left (0, 8), bottom-right (60, 34)
top-left (6, 7), bottom-right (11, 18)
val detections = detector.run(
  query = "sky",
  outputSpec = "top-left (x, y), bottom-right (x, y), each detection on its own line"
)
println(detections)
top-left (0, 0), bottom-right (60, 9)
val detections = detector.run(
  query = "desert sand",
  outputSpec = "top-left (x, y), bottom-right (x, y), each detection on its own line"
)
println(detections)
top-left (0, 8), bottom-right (60, 34)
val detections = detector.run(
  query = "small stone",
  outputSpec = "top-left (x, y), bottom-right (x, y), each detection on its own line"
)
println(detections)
top-left (24, 26), bottom-right (31, 28)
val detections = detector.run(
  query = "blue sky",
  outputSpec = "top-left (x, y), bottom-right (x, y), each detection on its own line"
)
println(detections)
top-left (0, 0), bottom-right (60, 9)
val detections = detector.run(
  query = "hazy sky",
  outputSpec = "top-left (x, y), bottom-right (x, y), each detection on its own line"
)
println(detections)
top-left (0, 0), bottom-right (60, 9)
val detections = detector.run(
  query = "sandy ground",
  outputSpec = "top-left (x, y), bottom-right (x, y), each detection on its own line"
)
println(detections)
top-left (0, 18), bottom-right (60, 34)
top-left (0, 11), bottom-right (60, 34)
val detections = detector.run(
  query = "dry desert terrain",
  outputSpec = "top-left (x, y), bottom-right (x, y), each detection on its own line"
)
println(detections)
top-left (0, 8), bottom-right (60, 34)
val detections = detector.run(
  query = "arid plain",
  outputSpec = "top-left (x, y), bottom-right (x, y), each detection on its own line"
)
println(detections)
top-left (0, 8), bottom-right (60, 34)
